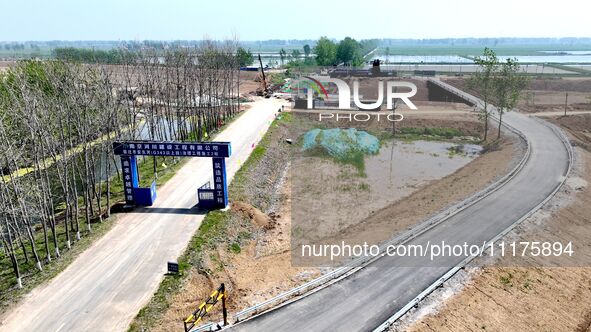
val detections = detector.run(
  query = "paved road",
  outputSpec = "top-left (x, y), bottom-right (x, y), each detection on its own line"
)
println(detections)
top-left (0, 98), bottom-right (286, 332)
top-left (233, 86), bottom-right (570, 331)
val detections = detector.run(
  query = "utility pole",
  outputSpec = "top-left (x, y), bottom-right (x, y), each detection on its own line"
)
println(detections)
top-left (564, 92), bottom-right (568, 116)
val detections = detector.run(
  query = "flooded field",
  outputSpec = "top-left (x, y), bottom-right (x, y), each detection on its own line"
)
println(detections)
top-left (292, 138), bottom-right (482, 241)
top-left (365, 140), bottom-right (482, 203)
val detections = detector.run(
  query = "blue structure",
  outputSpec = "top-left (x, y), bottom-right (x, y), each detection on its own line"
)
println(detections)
top-left (113, 141), bottom-right (232, 210)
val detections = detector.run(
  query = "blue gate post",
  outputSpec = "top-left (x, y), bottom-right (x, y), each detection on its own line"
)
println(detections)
top-left (121, 155), bottom-right (139, 205)
top-left (212, 157), bottom-right (228, 209)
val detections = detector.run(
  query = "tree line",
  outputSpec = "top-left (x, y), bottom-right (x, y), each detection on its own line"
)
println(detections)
top-left (313, 37), bottom-right (378, 66)
top-left (237, 37), bottom-right (379, 68)
top-left (0, 42), bottom-right (241, 289)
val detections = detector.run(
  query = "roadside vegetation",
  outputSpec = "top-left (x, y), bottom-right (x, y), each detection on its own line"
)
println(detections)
top-left (129, 110), bottom-right (294, 332)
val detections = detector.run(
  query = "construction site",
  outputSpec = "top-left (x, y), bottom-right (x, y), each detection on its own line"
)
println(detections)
top-left (1, 1), bottom-right (591, 332)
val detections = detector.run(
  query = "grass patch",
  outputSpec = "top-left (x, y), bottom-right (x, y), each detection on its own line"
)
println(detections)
top-left (304, 146), bottom-right (367, 176)
top-left (370, 127), bottom-right (479, 144)
top-left (499, 272), bottom-right (514, 287)
top-left (229, 242), bottom-right (241, 254)
top-left (447, 144), bottom-right (466, 158)
top-left (230, 112), bottom-right (292, 202)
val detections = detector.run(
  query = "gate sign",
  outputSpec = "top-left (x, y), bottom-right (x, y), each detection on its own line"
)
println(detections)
top-left (113, 141), bottom-right (232, 209)
top-left (113, 141), bottom-right (230, 158)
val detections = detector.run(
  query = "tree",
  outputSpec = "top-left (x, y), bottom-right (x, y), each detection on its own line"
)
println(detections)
top-left (303, 44), bottom-right (311, 58)
top-left (467, 47), bottom-right (499, 141)
top-left (291, 49), bottom-right (301, 61)
top-left (236, 47), bottom-right (254, 67)
top-left (492, 57), bottom-right (528, 139)
top-left (314, 37), bottom-right (337, 66)
top-left (336, 37), bottom-right (361, 66)
top-left (279, 48), bottom-right (287, 66)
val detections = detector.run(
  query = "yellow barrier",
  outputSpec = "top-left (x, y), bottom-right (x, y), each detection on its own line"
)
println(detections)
top-left (184, 283), bottom-right (227, 332)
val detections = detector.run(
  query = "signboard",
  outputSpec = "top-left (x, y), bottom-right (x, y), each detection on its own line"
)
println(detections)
top-left (112, 140), bottom-right (231, 209)
top-left (212, 158), bottom-right (228, 208)
top-left (113, 141), bottom-right (231, 158)
top-left (120, 156), bottom-right (139, 205)
top-left (168, 261), bottom-right (179, 274)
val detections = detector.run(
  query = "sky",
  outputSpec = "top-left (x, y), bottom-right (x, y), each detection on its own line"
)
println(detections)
top-left (1, 0), bottom-right (590, 41)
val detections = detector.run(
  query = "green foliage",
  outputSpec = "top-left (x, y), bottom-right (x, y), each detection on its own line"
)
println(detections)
top-left (229, 242), bottom-right (241, 253)
top-left (468, 47), bottom-right (499, 101)
top-left (303, 44), bottom-right (311, 57)
top-left (305, 146), bottom-right (367, 175)
top-left (314, 37), bottom-right (337, 66)
top-left (469, 48), bottom-right (528, 140)
top-left (499, 271), bottom-right (514, 287)
top-left (491, 56), bottom-right (529, 138)
top-left (398, 127), bottom-right (465, 139)
top-left (284, 57), bottom-right (316, 69)
top-left (337, 37), bottom-right (362, 66)
top-left (268, 72), bottom-right (288, 85)
top-left (358, 39), bottom-right (379, 56)
top-left (493, 57), bottom-right (529, 114)
top-left (236, 47), bottom-right (254, 67)
top-left (312, 37), bottom-right (373, 67)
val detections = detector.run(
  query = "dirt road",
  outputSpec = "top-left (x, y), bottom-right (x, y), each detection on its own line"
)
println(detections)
top-left (0, 98), bottom-right (286, 332)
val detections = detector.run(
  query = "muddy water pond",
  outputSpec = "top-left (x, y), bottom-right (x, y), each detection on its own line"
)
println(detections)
top-left (364, 140), bottom-right (482, 203)
top-left (292, 140), bottom-right (482, 240)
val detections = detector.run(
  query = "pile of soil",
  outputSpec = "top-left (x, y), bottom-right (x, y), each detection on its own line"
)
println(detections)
top-left (232, 201), bottom-right (278, 230)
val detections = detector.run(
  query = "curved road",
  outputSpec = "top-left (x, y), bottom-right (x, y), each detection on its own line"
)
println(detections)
top-left (0, 98), bottom-right (286, 332)
top-left (232, 85), bottom-right (570, 331)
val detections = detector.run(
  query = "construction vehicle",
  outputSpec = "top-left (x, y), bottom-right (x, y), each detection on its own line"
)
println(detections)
top-left (256, 53), bottom-right (272, 98)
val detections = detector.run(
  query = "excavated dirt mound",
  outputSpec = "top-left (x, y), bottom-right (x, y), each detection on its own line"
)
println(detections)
top-left (232, 201), bottom-right (278, 230)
